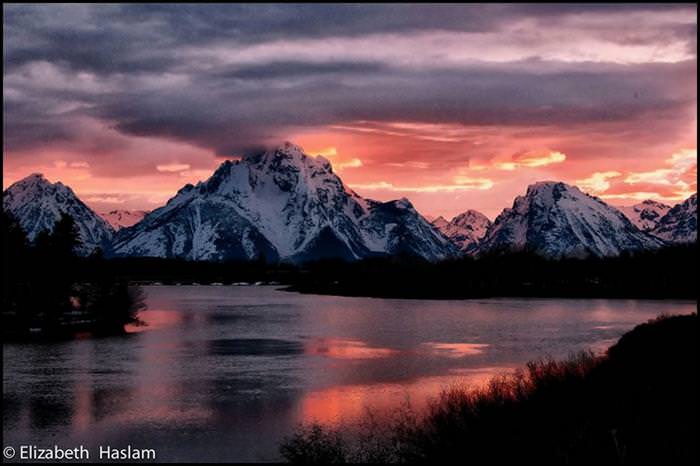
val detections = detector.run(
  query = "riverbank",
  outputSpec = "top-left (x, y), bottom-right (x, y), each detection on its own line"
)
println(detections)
top-left (281, 313), bottom-right (698, 464)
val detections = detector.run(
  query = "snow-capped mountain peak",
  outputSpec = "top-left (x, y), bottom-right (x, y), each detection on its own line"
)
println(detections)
top-left (111, 142), bottom-right (456, 263)
top-left (3, 173), bottom-right (114, 254)
top-left (650, 193), bottom-right (697, 244)
top-left (618, 199), bottom-right (671, 232)
top-left (100, 209), bottom-right (149, 230)
top-left (478, 181), bottom-right (664, 258)
top-left (432, 209), bottom-right (492, 254)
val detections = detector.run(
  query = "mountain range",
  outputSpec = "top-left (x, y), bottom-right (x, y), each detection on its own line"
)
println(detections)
top-left (3, 143), bottom-right (697, 262)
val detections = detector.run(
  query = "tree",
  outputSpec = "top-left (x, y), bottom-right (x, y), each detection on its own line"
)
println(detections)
top-left (51, 213), bottom-right (83, 259)
top-left (2, 210), bottom-right (28, 260)
top-left (3, 211), bottom-right (32, 334)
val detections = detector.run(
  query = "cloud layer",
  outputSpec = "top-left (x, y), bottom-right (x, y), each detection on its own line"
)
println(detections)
top-left (3, 4), bottom-right (697, 217)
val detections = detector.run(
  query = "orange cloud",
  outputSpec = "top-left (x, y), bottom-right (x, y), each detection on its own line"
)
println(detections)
top-left (575, 171), bottom-right (621, 193)
top-left (624, 148), bottom-right (696, 188)
top-left (600, 191), bottom-right (691, 202)
top-left (573, 149), bottom-right (696, 204)
top-left (496, 150), bottom-right (566, 170)
top-left (386, 161), bottom-right (431, 169)
top-left (310, 146), bottom-right (338, 157)
top-left (307, 146), bottom-right (363, 171)
top-left (335, 158), bottom-right (363, 170)
top-left (156, 163), bottom-right (191, 172)
top-left (350, 177), bottom-right (493, 193)
top-left (452, 176), bottom-right (495, 190)
top-left (84, 196), bottom-right (126, 204)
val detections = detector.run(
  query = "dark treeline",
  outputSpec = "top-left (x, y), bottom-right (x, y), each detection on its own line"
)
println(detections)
top-left (23, 242), bottom-right (696, 300)
top-left (287, 245), bottom-right (698, 299)
top-left (103, 256), bottom-right (296, 285)
top-left (280, 313), bottom-right (698, 464)
top-left (3, 211), bottom-right (145, 341)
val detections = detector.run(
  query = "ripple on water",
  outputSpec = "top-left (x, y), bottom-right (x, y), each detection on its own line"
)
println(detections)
top-left (208, 338), bottom-right (305, 356)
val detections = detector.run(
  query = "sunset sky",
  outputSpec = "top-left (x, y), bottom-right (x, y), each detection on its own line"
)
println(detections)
top-left (3, 4), bottom-right (697, 219)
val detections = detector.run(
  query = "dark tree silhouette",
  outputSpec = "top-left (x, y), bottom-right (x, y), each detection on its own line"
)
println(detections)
top-left (3, 214), bottom-right (144, 340)
top-left (3, 211), bottom-right (32, 333)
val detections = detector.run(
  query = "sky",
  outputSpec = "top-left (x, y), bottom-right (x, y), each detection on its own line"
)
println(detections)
top-left (3, 4), bottom-right (697, 219)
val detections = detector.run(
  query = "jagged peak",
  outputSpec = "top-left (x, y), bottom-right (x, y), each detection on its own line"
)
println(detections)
top-left (525, 180), bottom-right (572, 195)
top-left (9, 172), bottom-right (50, 188)
top-left (26, 172), bottom-right (47, 181)
top-left (242, 141), bottom-right (305, 162)
top-left (638, 199), bottom-right (670, 208)
top-left (104, 209), bottom-right (148, 215)
top-left (392, 197), bottom-right (414, 210)
top-left (276, 141), bottom-right (305, 156)
top-left (6, 173), bottom-right (74, 196)
top-left (225, 142), bottom-right (338, 182)
top-left (452, 209), bottom-right (490, 224)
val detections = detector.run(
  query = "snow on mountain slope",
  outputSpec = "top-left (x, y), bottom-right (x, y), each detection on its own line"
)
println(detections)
top-left (358, 198), bottom-right (457, 261)
top-left (111, 142), bottom-right (456, 262)
top-left (618, 200), bottom-right (671, 232)
top-left (477, 181), bottom-right (664, 259)
top-left (650, 193), bottom-right (697, 244)
top-left (432, 210), bottom-right (492, 254)
top-left (3, 174), bottom-right (114, 254)
top-left (100, 209), bottom-right (149, 230)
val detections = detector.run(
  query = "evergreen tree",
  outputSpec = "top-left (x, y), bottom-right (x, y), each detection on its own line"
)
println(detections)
top-left (51, 213), bottom-right (83, 259)
top-left (3, 211), bottom-right (32, 333)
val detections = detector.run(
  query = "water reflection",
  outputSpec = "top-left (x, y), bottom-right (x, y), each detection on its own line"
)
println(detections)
top-left (125, 309), bottom-right (183, 333)
top-left (3, 286), bottom-right (695, 462)
top-left (305, 338), bottom-right (398, 360)
top-left (423, 342), bottom-right (489, 357)
top-left (296, 367), bottom-right (512, 425)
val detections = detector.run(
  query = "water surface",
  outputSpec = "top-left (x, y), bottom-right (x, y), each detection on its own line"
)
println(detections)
top-left (3, 286), bottom-right (694, 462)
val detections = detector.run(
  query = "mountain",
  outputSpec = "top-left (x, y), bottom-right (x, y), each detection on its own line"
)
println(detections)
top-left (100, 209), bottom-right (149, 230)
top-left (432, 210), bottom-right (492, 254)
top-left (431, 216), bottom-right (449, 230)
top-left (111, 142), bottom-right (456, 263)
top-left (618, 200), bottom-right (671, 232)
top-left (3, 173), bottom-right (114, 254)
top-left (477, 181), bottom-right (664, 259)
top-left (650, 193), bottom-right (697, 244)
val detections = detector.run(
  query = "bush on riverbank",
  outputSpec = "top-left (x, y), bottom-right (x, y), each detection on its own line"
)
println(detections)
top-left (280, 313), bottom-right (698, 464)
top-left (2, 211), bottom-right (145, 340)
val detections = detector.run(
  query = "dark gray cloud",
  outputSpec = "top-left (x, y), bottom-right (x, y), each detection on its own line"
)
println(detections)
top-left (3, 3), bottom-right (697, 156)
top-left (73, 59), bottom-right (692, 156)
top-left (4, 4), bottom-right (694, 74)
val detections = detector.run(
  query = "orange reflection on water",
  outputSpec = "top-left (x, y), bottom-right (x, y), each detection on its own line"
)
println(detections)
top-left (423, 342), bottom-right (489, 357)
top-left (125, 309), bottom-right (182, 333)
top-left (305, 338), bottom-right (398, 360)
top-left (296, 367), bottom-right (512, 426)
